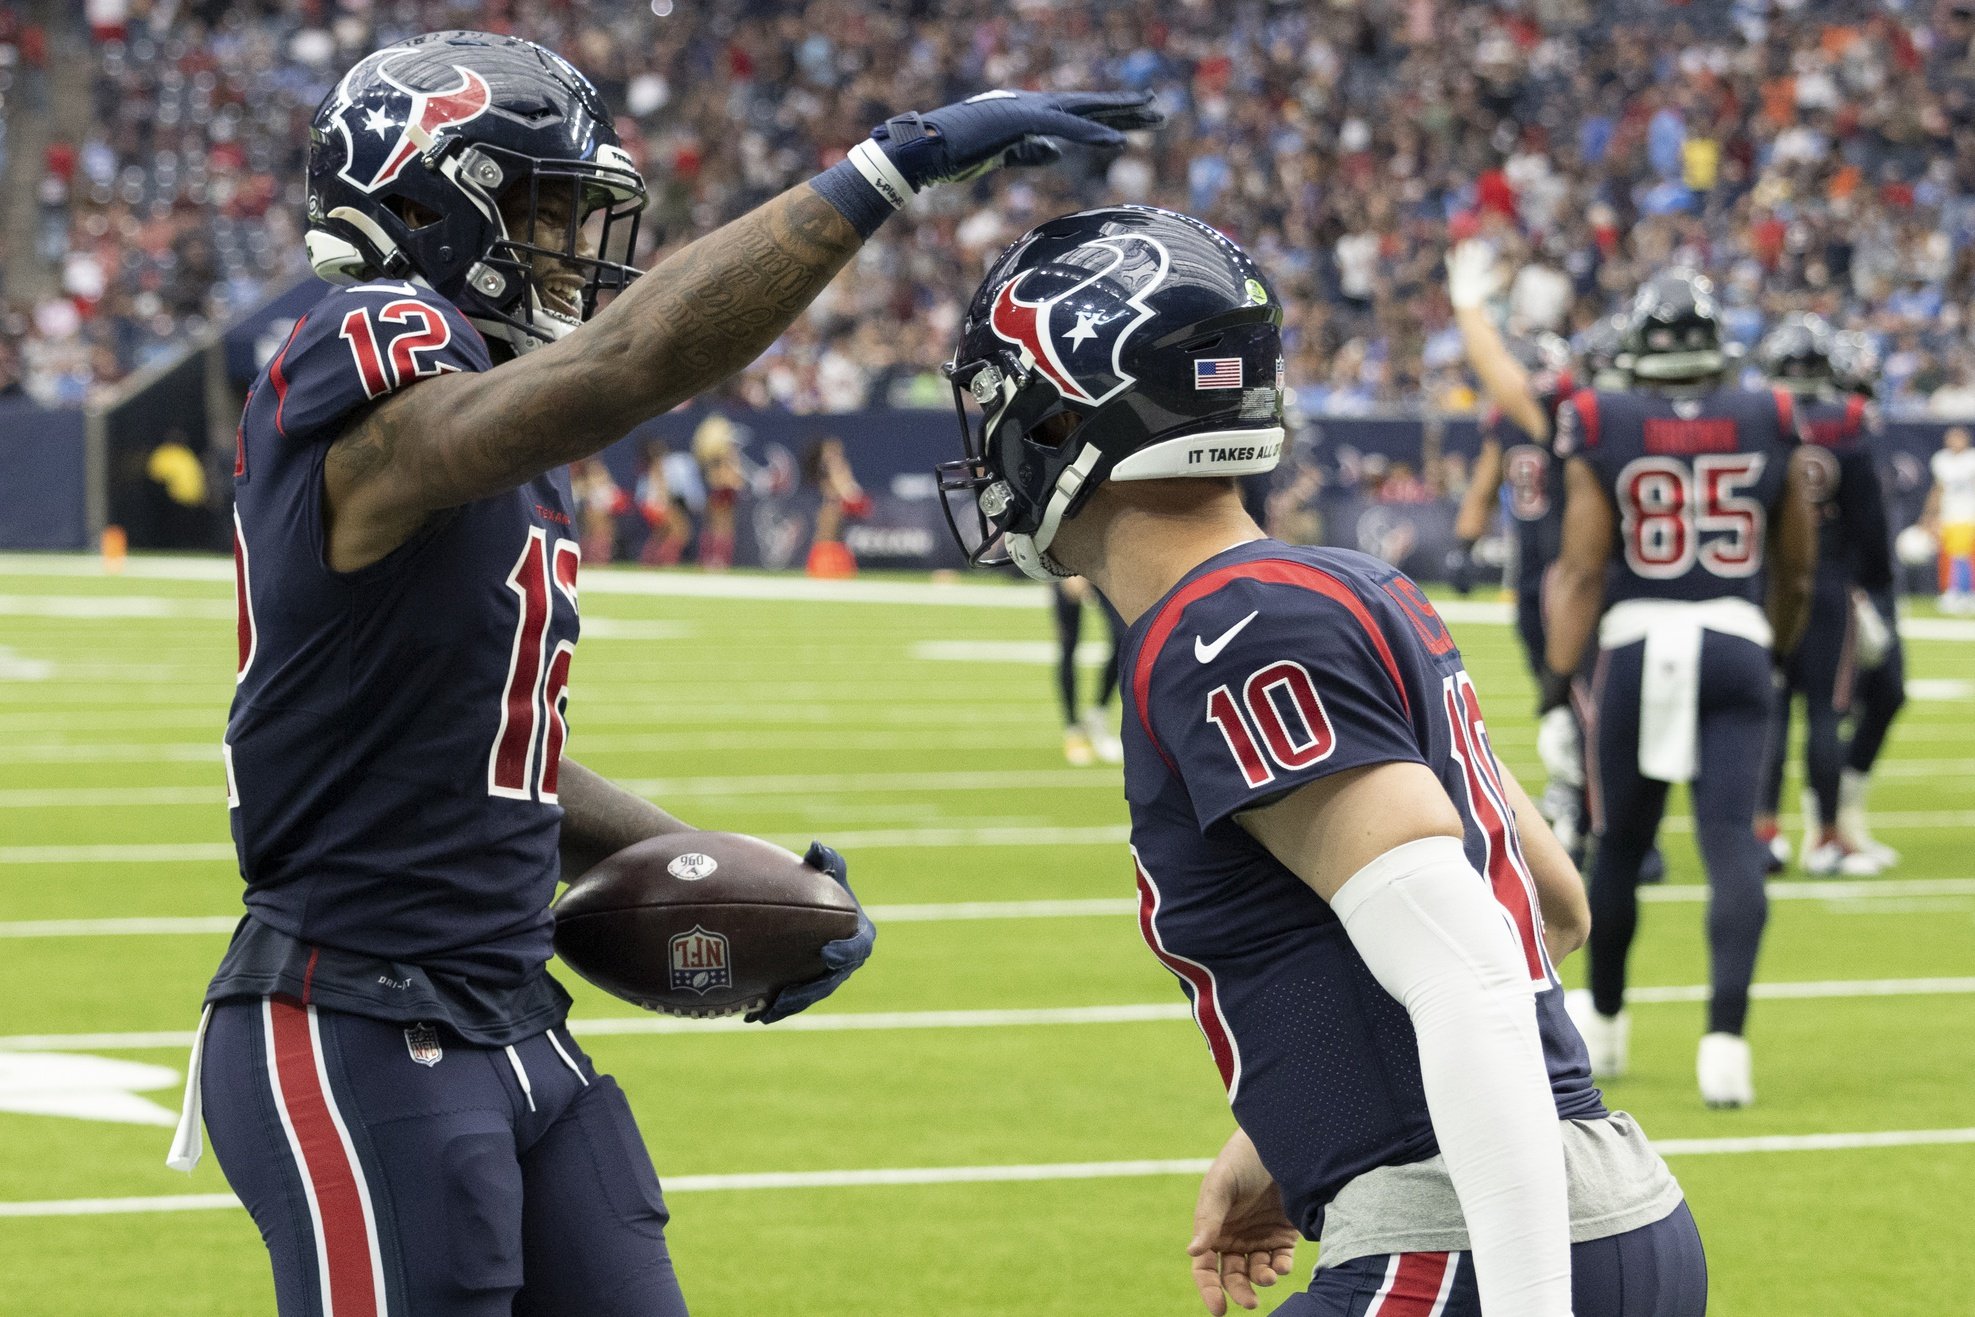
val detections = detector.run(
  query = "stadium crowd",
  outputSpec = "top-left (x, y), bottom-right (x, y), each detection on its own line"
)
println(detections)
top-left (12, 0), bottom-right (1975, 418)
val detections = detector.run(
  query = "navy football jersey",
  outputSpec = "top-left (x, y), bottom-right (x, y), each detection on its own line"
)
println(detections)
top-left (1121, 541), bottom-right (1603, 1240)
top-left (1795, 395), bottom-right (1892, 595)
top-left (1482, 371), bottom-right (1574, 592)
top-left (1559, 385), bottom-right (1797, 606)
top-left (212, 280), bottom-right (582, 1044)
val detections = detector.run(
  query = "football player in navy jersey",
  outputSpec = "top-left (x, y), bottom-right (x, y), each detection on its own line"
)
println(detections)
top-left (940, 206), bottom-right (1702, 1317)
top-left (165, 29), bottom-right (1159, 1317)
top-left (1752, 316), bottom-right (1895, 876)
top-left (1543, 271), bottom-right (1817, 1107)
top-left (1446, 243), bottom-right (1586, 853)
top-left (1827, 331), bottom-right (1907, 865)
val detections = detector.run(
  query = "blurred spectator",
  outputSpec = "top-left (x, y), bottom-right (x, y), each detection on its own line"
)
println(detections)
top-left (8, 0), bottom-right (1975, 420)
top-left (693, 414), bottom-right (746, 571)
top-left (572, 457), bottom-right (629, 563)
top-left (635, 440), bottom-right (693, 567)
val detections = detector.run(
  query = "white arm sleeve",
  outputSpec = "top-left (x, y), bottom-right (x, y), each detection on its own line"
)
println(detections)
top-left (1329, 835), bottom-right (1573, 1316)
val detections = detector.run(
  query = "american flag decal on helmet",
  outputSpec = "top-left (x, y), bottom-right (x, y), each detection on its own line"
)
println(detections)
top-left (1194, 359), bottom-right (1244, 390)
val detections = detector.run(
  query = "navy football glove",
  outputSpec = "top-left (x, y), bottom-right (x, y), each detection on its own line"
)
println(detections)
top-left (874, 89), bottom-right (1162, 189)
top-left (1446, 538), bottom-right (1478, 596)
top-left (813, 89), bottom-right (1162, 236)
top-left (748, 842), bottom-right (875, 1025)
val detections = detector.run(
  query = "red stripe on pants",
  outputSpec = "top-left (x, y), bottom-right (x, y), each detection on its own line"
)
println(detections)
top-left (1367, 1251), bottom-right (1455, 1315)
top-left (268, 999), bottom-right (380, 1317)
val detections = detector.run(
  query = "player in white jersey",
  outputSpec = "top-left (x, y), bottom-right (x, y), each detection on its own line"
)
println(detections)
top-left (1923, 426), bottom-right (1975, 613)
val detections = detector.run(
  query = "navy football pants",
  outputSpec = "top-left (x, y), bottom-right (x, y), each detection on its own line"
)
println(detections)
top-left (1587, 633), bottom-right (1773, 1035)
top-left (1281, 1201), bottom-right (1706, 1316)
top-left (202, 997), bottom-right (688, 1317)
top-left (1760, 584), bottom-right (1856, 826)
top-left (1050, 581), bottom-right (1125, 724)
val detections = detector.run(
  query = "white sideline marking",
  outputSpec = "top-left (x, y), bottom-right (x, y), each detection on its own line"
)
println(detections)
top-left (575, 619), bottom-right (693, 640)
top-left (1901, 618), bottom-right (1975, 641)
top-left (0, 843), bottom-right (237, 864)
top-left (6, 881), bottom-right (1975, 938)
top-left (8, 1128), bottom-right (1975, 1217)
top-left (619, 769), bottom-right (1119, 798)
top-left (1650, 1128), bottom-right (1975, 1156)
top-left (0, 646), bottom-right (54, 681)
top-left (576, 1003), bottom-right (1193, 1036)
top-left (0, 787), bottom-right (219, 808)
top-left (1624, 976), bottom-right (1975, 1003)
top-left (0, 595), bottom-right (234, 620)
top-left (1906, 677), bottom-right (1974, 701)
top-left (2, 744), bottom-right (222, 764)
top-left (0, 555), bottom-right (236, 581)
top-left (0, 917), bottom-right (241, 938)
top-left (1639, 877), bottom-right (1975, 903)
top-left (5, 978), bottom-right (1971, 1053)
top-left (6, 552), bottom-right (1975, 636)
top-left (912, 640), bottom-right (1142, 666)
top-left (16, 819), bottom-right (1975, 867)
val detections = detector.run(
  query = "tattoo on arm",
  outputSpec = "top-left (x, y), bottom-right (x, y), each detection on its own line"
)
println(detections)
top-left (325, 185), bottom-right (862, 560)
top-left (556, 758), bottom-right (695, 885)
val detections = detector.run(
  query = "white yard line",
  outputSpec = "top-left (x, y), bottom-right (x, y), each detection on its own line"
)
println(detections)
top-left (1, 744), bottom-right (222, 763)
top-left (616, 769), bottom-right (1120, 797)
top-left (6, 880), bottom-right (1975, 936)
top-left (0, 787), bottom-right (221, 808)
top-left (4, 978), bottom-right (1970, 1052)
top-left (13, 817), bottom-right (1975, 866)
top-left (7, 556), bottom-right (1974, 637)
top-left (0, 844), bottom-right (238, 864)
top-left (7, 1127), bottom-right (1974, 1217)
top-left (0, 916), bottom-right (242, 938)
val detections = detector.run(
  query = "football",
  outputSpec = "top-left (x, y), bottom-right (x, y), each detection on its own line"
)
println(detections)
top-left (552, 832), bottom-right (860, 1018)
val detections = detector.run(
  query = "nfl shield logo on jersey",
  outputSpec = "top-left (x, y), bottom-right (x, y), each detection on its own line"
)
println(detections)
top-left (403, 1021), bottom-right (444, 1067)
top-left (670, 925), bottom-right (732, 995)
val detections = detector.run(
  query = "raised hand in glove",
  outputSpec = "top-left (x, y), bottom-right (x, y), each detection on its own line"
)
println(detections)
top-left (814, 90), bottom-right (1163, 236)
top-left (1446, 239), bottom-right (1504, 311)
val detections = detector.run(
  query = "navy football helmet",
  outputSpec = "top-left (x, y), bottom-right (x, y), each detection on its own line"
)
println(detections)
top-left (1757, 313), bottom-right (1836, 394)
top-left (306, 30), bottom-right (645, 356)
top-left (1829, 329), bottom-right (1880, 399)
top-left (1577, 313), bottom-right (1631, 390)
top-left (1623, 269), bottom-right (1726, 383)
top-left (937, 206), bottom-right (1284, 580)
top-left (1508, 331), bottom-right (1572, 395)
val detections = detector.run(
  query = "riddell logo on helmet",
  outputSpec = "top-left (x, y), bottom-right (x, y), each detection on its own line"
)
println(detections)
top-left (328, 54), bottom-right (494, 194)
top-left (988, 236), bottom-right (1169, 408)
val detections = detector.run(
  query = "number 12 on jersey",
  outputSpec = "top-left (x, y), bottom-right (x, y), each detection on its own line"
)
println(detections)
top-left (489, 528), bottom-right (578, 803)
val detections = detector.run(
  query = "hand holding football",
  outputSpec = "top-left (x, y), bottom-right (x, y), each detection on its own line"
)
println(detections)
top-left (553, 832), bottom-right (862, 1018)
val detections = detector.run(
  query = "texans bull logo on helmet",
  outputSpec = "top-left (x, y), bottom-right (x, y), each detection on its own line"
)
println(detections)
top-left (988, 235), bottom-right (1171, 409)
top-left (324, 51), bottom-right (494, 194)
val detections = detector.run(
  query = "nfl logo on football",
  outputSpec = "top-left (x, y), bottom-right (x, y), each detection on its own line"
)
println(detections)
top-left (669, 925), bottom-right (732, 995)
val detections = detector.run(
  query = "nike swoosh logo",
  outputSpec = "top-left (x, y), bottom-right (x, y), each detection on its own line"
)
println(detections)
top-left (1194, 610), bottom-right (1260, 664)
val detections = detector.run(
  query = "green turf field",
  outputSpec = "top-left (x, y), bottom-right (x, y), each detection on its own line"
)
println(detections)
top-left (1, 553), bottom-right (1971, 1316)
